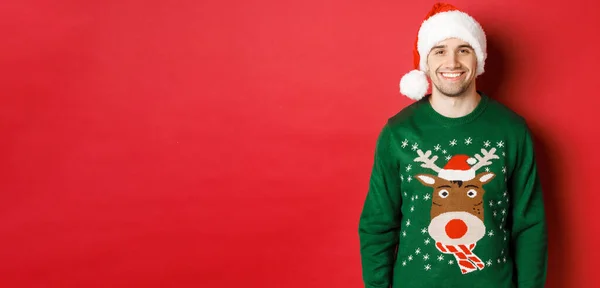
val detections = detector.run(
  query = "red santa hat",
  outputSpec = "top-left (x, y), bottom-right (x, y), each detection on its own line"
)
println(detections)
top-left (438, 154), bottom-right (477, 181)
top-left (399, 3), bottom-right (487, 100)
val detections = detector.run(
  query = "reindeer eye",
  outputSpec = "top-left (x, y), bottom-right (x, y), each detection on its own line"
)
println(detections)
top-left (467, 189), bottom-right (477, 198)
top-left (438, 189), bottom-right (449, 198)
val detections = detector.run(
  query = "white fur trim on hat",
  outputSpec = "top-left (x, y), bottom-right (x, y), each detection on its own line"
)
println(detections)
top-left (438, 169), bottom-right (476, 181)
top-left (418, 10), bottom-right (487, 76)
top-left (399, 70), bottom-right (429, 100)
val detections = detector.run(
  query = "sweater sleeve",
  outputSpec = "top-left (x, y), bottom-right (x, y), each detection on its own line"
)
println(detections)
top-left (358, 123), bottom-right (402, 288)
top-left (509, 123), bottom-right (548, 288)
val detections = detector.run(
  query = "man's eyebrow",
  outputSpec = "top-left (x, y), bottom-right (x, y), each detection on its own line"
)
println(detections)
top-left (431, 44), bottom-right (474, 50)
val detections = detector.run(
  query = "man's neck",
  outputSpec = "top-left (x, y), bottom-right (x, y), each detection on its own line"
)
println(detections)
top-left (429, 88), bottom-right (481, 118)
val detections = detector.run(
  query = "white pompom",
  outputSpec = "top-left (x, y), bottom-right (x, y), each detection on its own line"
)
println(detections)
top-left (399, 70), bottom-right (429, 100)
top-left (467, 157), bottom-right (477, 165)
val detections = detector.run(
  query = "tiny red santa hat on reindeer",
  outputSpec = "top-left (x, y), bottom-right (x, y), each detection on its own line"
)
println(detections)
top-left (438, 155), bottom-right (477, 181)
top-left (399, 3), bottom-right (487, 100)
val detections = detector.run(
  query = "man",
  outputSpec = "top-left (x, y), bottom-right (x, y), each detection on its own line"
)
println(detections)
top-left (358, 3), bottom-right (548, 288)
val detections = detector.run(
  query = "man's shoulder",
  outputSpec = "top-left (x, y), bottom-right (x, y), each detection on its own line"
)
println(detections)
top-left (485, 96), bottom-right (528, 128)
top-left (386, 99), bottom-right (426, 127)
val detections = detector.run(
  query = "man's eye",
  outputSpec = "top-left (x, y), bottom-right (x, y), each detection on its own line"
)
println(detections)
top-left (435, 50), bottom-right (444, 55)
top-left (460, 49), bottom-right (470, 54)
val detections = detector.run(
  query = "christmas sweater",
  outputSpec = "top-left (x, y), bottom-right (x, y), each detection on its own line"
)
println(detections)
top-left (358, 92), bottom-right (548, 288)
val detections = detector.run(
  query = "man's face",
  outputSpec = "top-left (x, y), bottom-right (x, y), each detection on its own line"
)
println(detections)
top-left (426, 38), bottom-right (477, 97)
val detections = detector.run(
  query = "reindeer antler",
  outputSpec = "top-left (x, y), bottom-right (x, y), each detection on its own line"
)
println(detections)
top-left (471, 148), bottom-right (500, 171)
top-left (414, 149), bottom-right (441, 173)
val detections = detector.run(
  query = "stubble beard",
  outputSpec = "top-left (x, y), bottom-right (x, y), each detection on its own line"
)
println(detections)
top-left (431, 71), bottom-right (474, 97)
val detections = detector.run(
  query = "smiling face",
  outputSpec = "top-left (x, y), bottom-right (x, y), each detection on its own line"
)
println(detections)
top-left (426, 38), bottom-right (478, 97)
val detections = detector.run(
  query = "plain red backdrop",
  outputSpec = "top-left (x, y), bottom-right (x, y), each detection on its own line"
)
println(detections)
top-left (1, 0), bottom-right (599, 287)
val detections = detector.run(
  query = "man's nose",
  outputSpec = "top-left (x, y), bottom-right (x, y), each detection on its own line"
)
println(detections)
top-left (444, 54), bottom-right (461, 69)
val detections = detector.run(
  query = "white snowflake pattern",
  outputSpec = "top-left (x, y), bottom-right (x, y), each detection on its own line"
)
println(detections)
top-left (434, 144), bottom-right (441, 151)
top-left (501, 209), bottom-right (506, 215)
top-left (415, 195), bottom-right (418, 200)
top-left (406, 219), bottom-right (411, 227)
top-left (425, 264), bottom-right (431, 271)
top-left (484, 140), bottom-right (491, 147)
top-left (424, 238), bottom-right (431, 245)
top-left (423, 254), bottom-right (430, 260)
top-left (486, 259), bottom-right (493, 266)
top-left (424, 194), bottom-right (431, 200)
top-left (408, 255), bottom-right (413, 261)
top-left (503, 257), bottom-right (507, 263)
top-left (465, 137), bottom-right (473, 145)
top-left (415, 248), bottom-right (421, 255)
top-left (407, 175), bottom-right (412, 182)
top-left (421, 228), bottom-right (428, 234)
top-left (437, 255), bottom-right (444, 261)
top-left (497, 141), bottom-right (505, 148)
top-left (410, 206), bottom-right (415, 212)
top-left (402, 231), bottom-right (407, 237)
top-left (485, 167), bottom-right (490, 172)
top-left (401, 139), bottom-right (409, 148)
top-left (406, 164), bottom-right (412, 172)
top-left (497, 200), bottom-right (502, 205)
top-left (450, 139), bottom-right (457, 146)
top-left (493, 211), bottom-right (497, 217)
top-left (502, 151), bottom-right (506, 156)
top-left (504, 235), bottom-right (507, 241)
top-left (448, 260), bottom-right (454, 265)
top-left (488, 230), bottom-right (494, 237)
top-left (489, 200), bottom-right (494, 207)
top-left (503, 191), bottom-right (507, 197)
top-left (412, 143), bottom-right (419, 151)
top-left (502, 166), bottom-right (507, 174)
top-left (497, 258), bottom-right (501, 264)
top-left (442, 149), bottom-right (447, 154)
top-left (501, 249), bottom-right (505, 255)
top-left (404, 192), bottom-right (407, 197)
top-left (445, 155), bottom-right (452, 161)
top-left (402, 260), bottom-right (407, 266)
top-left (400, 175), bottom-right (404, 182)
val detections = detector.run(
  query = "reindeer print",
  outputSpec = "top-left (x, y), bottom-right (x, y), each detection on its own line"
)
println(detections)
top-left (413, 148), bottom-right (499, 274)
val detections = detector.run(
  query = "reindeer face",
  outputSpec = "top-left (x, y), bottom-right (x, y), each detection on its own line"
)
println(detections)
top-left (416, 172), bottom-right (495, 221)
top-left (413, 149), bottom-right (499, 245)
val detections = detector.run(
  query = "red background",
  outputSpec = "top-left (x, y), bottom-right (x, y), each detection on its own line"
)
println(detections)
top-left (1, 0), bottom-right (598, 287)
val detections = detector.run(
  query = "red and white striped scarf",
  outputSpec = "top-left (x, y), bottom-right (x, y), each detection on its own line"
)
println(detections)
top-left (436, 242), bottom-right (485, 274)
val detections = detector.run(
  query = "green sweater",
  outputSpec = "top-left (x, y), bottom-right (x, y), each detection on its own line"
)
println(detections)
top-left (358, 92), bottom-right (548, 288)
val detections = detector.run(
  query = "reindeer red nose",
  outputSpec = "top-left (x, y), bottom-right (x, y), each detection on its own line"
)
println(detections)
top-left (445, 219), bottom-right (468, 239)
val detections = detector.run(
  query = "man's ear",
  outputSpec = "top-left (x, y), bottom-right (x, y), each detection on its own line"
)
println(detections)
top-left (415, 174), bottom-right (438, 187)
top-left (476, 172), bottom-right (495, 185)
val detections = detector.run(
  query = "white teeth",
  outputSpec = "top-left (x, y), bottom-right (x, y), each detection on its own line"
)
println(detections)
top-left (442, 73), bottom-right (462, 78)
